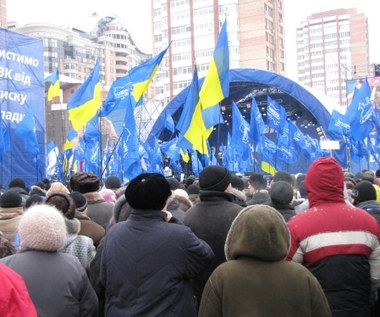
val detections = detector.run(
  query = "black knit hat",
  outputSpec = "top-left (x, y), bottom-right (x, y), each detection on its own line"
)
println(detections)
top-left (124, 173), bottom-right (172, 210)
top-left (104, 176), bottom-right (121, 190)
top-left (25, 194), bottom-right (44, 209)
top-left (70, 172), bottom-right (100, 193)
top-left (199, 166), bottom-right (231, 192)
top-left (352, 180), bottom-right (377, 203)
top-left (187, 183), bottom-right (200, 195)
top-left (70, 191), bottom-right (88, 212)
top-left (8, 178), bottom-right (26, 189)
top-left (270, 181), bottom-right (294, 205)
top-left (272, 171), bottom-right (293, 184)
top-left (231, 175), bottom-right (245, 191)
top-left (0, 191), bottom-right (22, 208)
top-left (45, 192), bottom-right (76, 219)
top-left (166, 177), bottom-right (181, 190)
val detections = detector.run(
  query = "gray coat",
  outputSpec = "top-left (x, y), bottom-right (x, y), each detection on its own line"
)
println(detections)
top-left (1, 250), bottom-right (98, 317)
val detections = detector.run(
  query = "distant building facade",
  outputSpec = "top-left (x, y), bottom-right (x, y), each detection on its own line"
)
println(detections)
top-left (0, 0), bottom-right (6, 28)
top-left (151, 0), bottom-right (285, 104)
top-left (296, 8), bottom-right (370, 107)
top-left (7, 17), bottom-right (152, 150)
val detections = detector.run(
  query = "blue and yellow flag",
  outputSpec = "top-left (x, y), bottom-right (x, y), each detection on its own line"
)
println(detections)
top-left (176, 67), bottom-right (212, 155)
top-left (45, 67), bottom-right (60, 101)
top-left (67, 60), bottom-right (101, 131)
top-left (102, 45), bottom-right (169, 116)
top-left (199, 19), bottom-right (229, 128)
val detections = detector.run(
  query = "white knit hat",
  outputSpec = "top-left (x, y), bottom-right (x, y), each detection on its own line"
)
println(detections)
top-left (19, 204), bottom-right (67, 252)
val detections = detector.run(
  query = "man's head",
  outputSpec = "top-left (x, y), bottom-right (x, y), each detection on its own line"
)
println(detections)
top-left (199, 166), bottom-right (231, 192)
top-left (45, 192), bottom-right (76, 219)
top-left (248, 174), bottom-right (267, 192)
top-left (124, 173), bottom-right (172, 210)
top-left (351, 180), bottom-right (377, 204)
top-left (0, 191), bottom-right (22, 208)
top-left (231, 175), bottom-right (245, 191)
top-left (70, 172), bottom-right (100, 194)
top-left (104, 176), bottom-right (121, 190)
top-left (8, 178), bottom-right (26, 190)
top-left (272, 171), bottom-right (293, 185)
top-left (270, 180), bottom-right (294, 205)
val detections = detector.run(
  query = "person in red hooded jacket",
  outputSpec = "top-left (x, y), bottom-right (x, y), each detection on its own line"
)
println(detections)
top-left (287, 156), bottom-right (380, 317)
top-left (0, 262), bottom-right (37, 317)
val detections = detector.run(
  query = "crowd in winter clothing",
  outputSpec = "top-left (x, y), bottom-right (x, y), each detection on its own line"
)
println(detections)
top-left (2, 158), bottom-right (380, 316)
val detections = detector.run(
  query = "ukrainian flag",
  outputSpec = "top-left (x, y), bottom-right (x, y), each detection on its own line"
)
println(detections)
top-left (67, 60), bottom-right (101, 132)
top-left (199, 19), bottom-right (229, 128)
top-left (45, 67), bottom-right (60, 101)
top-left (102, 45), bottom-right (169, 115)
top-left (129, 45), bottom-right (169, 105)
top-left (261, 161), bottom-right (277, 175)
top-left (176, 67), bottom-right (212, 155)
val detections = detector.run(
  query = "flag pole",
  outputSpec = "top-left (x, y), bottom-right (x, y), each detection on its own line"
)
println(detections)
top-left (98, 109), bottom-right (103, 179)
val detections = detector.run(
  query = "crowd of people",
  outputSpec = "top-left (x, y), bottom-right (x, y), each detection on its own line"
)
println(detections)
top-left (1, 157), bottom-right (380, 316)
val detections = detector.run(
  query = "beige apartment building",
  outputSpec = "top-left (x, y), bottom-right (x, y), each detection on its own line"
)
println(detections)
top-left (151, 0), bottom-right (285, 104)
top-left (296, 8), bottom-right (370, 107)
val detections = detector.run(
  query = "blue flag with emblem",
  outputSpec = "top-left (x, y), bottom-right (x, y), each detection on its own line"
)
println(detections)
top-left (343, 78), bottom-right (374, 141)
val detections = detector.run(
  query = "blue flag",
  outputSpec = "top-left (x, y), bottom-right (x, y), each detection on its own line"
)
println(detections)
top-left (258, 136), bottom-right (281, 171)
top-left (231, 101), bottom-right (251, 160)
top-left (67, 128), bottom-right (78, 141)
top-left (267, 96), bottom-right (287, 133)
top-left (190, 149), bottom-right (204, 176)
top-left (249, 96), bottom-right (265, 145)
top-left (119, 99), bottom-right (142, 182)
top-left (277, 121), bottom-right (297, 164)
top-left (15, 106), bottom-right (39, 156)
top-left (142, 138), bottom-right (163, 174)
top-left (328, 110), bottom-right (351, 136)
top-left (351, 140), bottom-right (368, 164)
top-left (343, 78), bottom-right (374, 141)
top-left (0, 122), bottom-right (9, 156)
top-left (160, 137), bottom-right (181, 163)
top-left (82, 113), bottom-right (101, 174)
top-left (289, 120), bottom-right (306, 151)
top-left (46, 141), bottom-right (59, 179)
top-left (164, 110), bottom-right (175, 133)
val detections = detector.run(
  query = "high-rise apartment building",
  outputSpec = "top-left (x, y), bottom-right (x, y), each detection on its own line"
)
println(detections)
top-left (0, 0), bottom-right (6, 27)
top-left (152, 0), bottom-right (285, 104)
top-left (296, 8), bottom-right (370, 107)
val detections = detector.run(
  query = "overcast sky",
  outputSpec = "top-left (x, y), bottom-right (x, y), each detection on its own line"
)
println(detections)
top-left (8, 0), bottom-right (380, 78)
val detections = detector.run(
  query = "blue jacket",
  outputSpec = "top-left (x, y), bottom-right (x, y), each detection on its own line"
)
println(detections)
top-left (100, 209), bottom-right (214, 317)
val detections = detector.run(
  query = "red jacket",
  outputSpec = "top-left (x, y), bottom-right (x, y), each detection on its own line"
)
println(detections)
top-left (287, 157), bottom-right (380, 316)
top-left (0, 262), bottom-right (37, 317)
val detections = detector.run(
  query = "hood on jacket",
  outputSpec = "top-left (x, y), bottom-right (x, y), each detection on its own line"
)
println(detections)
top-left (225, 204), bottom-right (289, 262)
top-left (305, 156), bottom-right (345, 207)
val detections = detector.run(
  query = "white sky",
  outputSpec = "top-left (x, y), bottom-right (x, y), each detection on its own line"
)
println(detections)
top-left (7, 0), bottom-right (380, 78)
